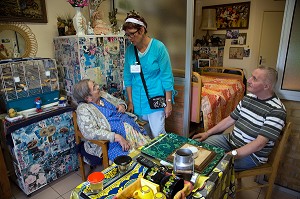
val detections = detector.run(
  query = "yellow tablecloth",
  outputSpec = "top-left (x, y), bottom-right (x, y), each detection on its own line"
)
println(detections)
top-left (70, 155), bottom-right (235, 199)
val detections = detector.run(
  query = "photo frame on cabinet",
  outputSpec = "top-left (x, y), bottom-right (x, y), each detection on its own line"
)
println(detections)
top-left (229, 47), bottom-right (244, 59)
top-left (0, 0), bottom-right (47, 23)
top-left (203, 2), bottom-right (250, 30)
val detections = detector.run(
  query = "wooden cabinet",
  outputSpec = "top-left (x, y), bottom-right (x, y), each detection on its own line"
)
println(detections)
top-left (3, 107), bottom-right (78, 195)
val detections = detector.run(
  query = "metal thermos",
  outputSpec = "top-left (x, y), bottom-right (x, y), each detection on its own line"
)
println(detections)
top-left (173, 148), bottom-right (194, 175)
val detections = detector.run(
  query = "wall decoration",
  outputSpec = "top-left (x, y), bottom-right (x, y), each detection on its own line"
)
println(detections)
top-left (212, 34), bottom-right (226, 46)
top-left (229, 47), bottom-right (244, 59)
top-left (203, 2), bottom-right (250, 30)
top-left (0, 0), bottom-right (47, 23)
top-left (198, 59), bottom-right (210, 68)
top-left (244, 48), bottom-right (250, 57)
top-left (226, 30), bottom-right (239, 39)
top-left (238, 33), bottom-right (247, 45)
top-left (231, 40), bottom-right (238, 45)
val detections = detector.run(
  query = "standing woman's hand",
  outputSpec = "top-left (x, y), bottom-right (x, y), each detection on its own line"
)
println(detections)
top-left (127, 102), bottom-right (134, 113)
top-left (164, 103), bottom-right (172, 118)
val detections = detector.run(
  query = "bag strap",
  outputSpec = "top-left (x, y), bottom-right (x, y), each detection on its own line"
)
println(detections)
top-left (134, 46), bottom-right (150, 99)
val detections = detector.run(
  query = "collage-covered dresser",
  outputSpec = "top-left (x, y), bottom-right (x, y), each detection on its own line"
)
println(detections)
top-left (53, 35), bottom-right (126, 99)
top-left (2, 106), bottom-right (78, 195)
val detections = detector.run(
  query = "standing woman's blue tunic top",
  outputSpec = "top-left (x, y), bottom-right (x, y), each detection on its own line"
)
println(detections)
top-left (123, 38), bottom-right (175, 116)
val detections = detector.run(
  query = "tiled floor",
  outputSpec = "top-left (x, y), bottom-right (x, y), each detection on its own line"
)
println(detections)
top-left (9, 170), bottom-right (300, 199)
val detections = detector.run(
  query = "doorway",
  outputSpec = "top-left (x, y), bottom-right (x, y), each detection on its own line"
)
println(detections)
top-left (258, 11), bottom-right (284, 69)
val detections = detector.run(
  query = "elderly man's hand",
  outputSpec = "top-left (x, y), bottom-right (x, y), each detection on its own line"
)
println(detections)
top-left (192, 132), bottom-right (209, 142)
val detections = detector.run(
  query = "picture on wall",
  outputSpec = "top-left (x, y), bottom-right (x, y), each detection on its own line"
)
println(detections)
top-left (244, 48), bottom-right (250, 57)
top-left (238, 33), bottom-right (247, 45)
top-left (0, 0), bottom-right (47, 23)
top-left (229, 47), bottom-right (244, 59)
top-left (226, 30), bottom-right (239, 39)
top-left (212, 34), bottom-right (226, 46)
top-left (203, 2), bottom-right (250, 30)
top-left (198, 59), bottom-right (210, 68)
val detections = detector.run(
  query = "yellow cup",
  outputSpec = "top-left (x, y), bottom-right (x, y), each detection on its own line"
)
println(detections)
top-left (133, 185), bottom-right (154, 199)
top-left (154, 192), bottom-right (167, 199)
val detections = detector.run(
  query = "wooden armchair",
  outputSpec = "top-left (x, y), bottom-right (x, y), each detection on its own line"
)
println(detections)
top-left (72, 111), bottom-right (109, 181)
top-left (235, 122), bottom-right (292, 199)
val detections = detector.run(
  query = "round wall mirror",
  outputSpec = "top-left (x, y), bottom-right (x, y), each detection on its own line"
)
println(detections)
top-left (0, 22), bottom-right (38, 60)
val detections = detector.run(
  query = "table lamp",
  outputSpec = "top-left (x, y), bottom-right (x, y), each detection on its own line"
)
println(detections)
top-left (201, 8), bottom-right (217, 45)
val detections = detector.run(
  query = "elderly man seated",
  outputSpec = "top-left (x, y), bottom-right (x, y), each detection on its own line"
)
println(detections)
top-left (193, 66), bottom-right (286, 171)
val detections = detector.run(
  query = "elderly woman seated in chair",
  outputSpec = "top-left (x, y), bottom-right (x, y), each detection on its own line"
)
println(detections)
top-left (73, 79), bottom-right (151, 162)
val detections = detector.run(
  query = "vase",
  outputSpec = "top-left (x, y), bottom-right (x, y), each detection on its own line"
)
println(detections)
top-left (73, 7), bottom-right (87, 36)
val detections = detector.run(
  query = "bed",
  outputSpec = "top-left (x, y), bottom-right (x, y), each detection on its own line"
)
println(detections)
top-left (166, 67), bottom-right (245, 136)
top-left (191, 67), bottom-right (245, 131)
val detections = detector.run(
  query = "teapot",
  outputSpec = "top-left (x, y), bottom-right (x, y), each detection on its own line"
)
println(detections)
top-left (133, 185), bottom-right (154, 199)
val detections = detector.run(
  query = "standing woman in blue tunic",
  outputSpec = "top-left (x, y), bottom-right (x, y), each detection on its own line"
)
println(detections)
top-left (122, 11), bottom-right (175, 138)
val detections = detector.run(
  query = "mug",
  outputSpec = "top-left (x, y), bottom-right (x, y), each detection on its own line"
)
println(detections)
top-left (114, 155), bottom-right (132, 173)
top-left (160, 175), bottom-right (184, 199)
top-left (133, 185), bottom-right (154, 199)
top-left (87, 172), bottom-right (105, 192)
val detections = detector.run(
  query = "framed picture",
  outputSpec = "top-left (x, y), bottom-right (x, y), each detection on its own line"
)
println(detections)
top-left (229, 47), bottom-right (244, 59)
top-left (226, 30), bottom-right (239, 39)
top-left (238, 33), bottom-right (247, 45)
top-left (198, 59), bottom-right (210, 68)
top-left (0, 0), bottom-right (47, 23)
top-left (203, 2), bottom-right (250, 30)
top-left (212, 34), bottom-right (226, 46)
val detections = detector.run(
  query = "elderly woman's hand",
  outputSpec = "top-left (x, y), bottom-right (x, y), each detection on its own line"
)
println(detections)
top-left (117, 104), bottom-right (126, 113)
top-left (114, 134), bottom-right (131, 151)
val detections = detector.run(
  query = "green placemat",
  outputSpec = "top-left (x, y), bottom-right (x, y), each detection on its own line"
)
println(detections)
top-left (141, 133), bottom-right (225, 176)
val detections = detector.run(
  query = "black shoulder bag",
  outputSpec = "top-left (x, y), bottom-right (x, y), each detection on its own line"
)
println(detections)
top-left (134, 47), bottom-right (166, 109)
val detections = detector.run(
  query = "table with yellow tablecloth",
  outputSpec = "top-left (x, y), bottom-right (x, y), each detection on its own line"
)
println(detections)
top-left (70, 133), bottom-right (235, 199)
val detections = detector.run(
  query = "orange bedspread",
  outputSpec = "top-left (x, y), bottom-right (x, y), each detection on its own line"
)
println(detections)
top-left (201, 76), bottom-right (245, 131)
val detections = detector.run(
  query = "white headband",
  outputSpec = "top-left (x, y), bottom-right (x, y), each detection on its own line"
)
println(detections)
top-left (125, 18), bottom-right (146, 28)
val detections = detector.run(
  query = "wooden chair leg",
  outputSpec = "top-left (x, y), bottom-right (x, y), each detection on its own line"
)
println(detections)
top-left (78, 154), bottom-right (86, 181)
top-left (265, 174), bottom-right (276, 199)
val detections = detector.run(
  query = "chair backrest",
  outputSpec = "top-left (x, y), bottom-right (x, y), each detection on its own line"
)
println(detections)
top-left (267, 122), bottom-right (291, 166)
top-left (72, 111), bottom-right (109, 173)
top-left (72, 111), bottom-right (84, 140)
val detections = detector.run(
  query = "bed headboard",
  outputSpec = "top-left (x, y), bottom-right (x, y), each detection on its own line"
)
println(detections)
top-left (198, 67), bottom-right (244, 82)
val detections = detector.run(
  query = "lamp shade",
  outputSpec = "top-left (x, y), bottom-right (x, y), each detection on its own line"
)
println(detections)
top-left (201, 9), bottom-right (217, 30)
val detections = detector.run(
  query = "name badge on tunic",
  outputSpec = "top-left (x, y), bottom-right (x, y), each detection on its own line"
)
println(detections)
top-left (130, 64), bottom-right (141, 73)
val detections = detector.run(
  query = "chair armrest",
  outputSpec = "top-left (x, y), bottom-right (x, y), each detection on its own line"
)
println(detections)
top-left (89, 139), bottom-right (109, 168)
top-left (89, 139), bottom-right (109, 146)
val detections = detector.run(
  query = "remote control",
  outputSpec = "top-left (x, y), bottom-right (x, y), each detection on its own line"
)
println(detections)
top-left (136, 155), bottom-right (157, 168)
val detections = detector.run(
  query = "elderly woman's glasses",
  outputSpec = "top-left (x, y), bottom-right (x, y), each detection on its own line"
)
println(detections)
top-left (92, 83), bottom-right (99, 91)
top-left (124, 29), bottom-right (139, 38)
